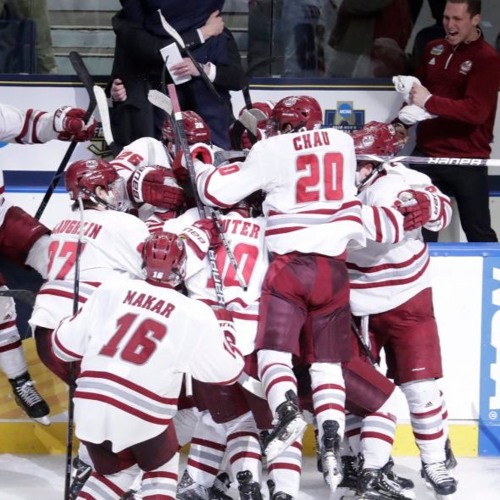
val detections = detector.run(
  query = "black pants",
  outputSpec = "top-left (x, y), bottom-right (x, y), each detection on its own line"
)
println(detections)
top-left (410, 152), bottom-right (498, 242)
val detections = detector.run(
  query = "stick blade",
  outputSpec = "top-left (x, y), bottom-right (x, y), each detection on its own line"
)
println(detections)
top-left (148, 89), bottom-right (173, 115)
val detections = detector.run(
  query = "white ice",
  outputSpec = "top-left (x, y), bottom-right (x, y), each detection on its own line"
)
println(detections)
top-left (0, 454), bottom-right (499, 499)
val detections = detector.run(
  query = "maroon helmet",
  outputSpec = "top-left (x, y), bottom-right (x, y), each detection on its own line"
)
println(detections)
top-left (351, 121), bottom-right (407, 157)
top-left (162, 110), bottom-right (211, 148)
top-left (266, 95), bottom-right (323, 136)
top-left (142, 232), bottom-right (186, 288)
top-left (64, 159), bottom-right (119, 201)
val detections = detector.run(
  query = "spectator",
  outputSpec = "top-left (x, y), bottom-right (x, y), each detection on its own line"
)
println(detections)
top-left (327, 0), bottom-right (412, 78)
top-left (0, 0), bottom-right (58, 74)
top-left (407, 0), bottom-right (500, 242)
top-left (109, 0), bottom-right (246, 151)
top-left (411, 0), bottom-right (447, 70)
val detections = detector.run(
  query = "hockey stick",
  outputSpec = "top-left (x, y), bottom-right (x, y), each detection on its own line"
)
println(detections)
top-left (351, 317), bottom-right (377, 366)
top-left (35, 52), bottom-right (96, 221)
top-left (356, 154), bottom-right (500, 168)
top-left (148, 89), bottom-right (247, 289)
top-left (93, 85), bottom-right (120, 157)
top-left (63, 196), bottom-right (85, 500)
top-left (157, 9), bottom-right (222, 101)
top-left (0, 289), bottom-right (35, 307)
top-left (168, 83), bottom-right (226, 305)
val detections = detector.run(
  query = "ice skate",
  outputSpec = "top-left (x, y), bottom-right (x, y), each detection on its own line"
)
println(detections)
top-left (263, 390), bottom-right (307, 461)
top-left (208, 472), bottom-right (232, 500)
top-left (421, 461), bottom-right (457, 499)
top-left (266, 479), bottom-right (293, 500)
top-left (381, 458), bottom-right (414, 490)
top-left (445, 438), bottom-right (458, 471)
top-left (177, 469), bottom-right (210, 500)
top-left (338, 455), bottom-right (361, 490)
top-left (236, 470), bottom-right (263, 500)
top-left (349, 468), bottom-right (416, 500)
top-left (8, 372), bottom-right (50, 425)
top-left (320, 420), bottom-right (343, 493)
top-left (69, 456), bottom-right (92, 500)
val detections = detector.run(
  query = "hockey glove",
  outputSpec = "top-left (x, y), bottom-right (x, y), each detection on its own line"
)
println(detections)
top-left (128, 165), bottom-right (185, 211)
top-left (53, 106), bottom-right (98, 142)
top-left (395, 190), bottom-right (434, 231)
top-left (180, 218), bottom-right (221, 260)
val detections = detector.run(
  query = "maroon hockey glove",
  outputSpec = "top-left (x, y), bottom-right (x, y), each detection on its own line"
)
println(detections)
top-left (180, 218), bottom-right (221, 260)
top-left (53, 106), bottom-right (98, 142)
top-left (128, 165), bottom-right (185, 210)
top-left (395, 190), bottom-right (432, 231)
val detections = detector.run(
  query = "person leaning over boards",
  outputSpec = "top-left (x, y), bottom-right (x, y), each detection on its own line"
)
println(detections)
top-left (405, 0), bottom-right (500, 242)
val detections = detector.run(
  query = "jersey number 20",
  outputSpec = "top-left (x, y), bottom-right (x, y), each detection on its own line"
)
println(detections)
top-left (296, 152), bottom-right (344, 203)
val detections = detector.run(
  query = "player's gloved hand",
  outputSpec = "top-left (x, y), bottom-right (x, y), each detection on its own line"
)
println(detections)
top-left (180, 218), bottom-right (221, 259)
top-left (128, 165), bottom-right (185, 210)
top-left (190, 142), bottom-right (213, 164)
top-left (52, 106), bottom-right (98, 142)
top-left (394, 189), bottom-right (433, 231)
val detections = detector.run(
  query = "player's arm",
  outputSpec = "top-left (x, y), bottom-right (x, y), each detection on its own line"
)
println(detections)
top-left (0, 103), bottom-right (97, 144)
top-left (194, 146), bottom-right (268, 208)
top-left (360, 204), bottom-right (406, 244)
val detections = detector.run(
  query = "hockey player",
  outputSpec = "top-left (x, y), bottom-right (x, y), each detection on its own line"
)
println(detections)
top-left (51, 231), bottom-right (245, 500)
top-left (191, 95), bottom-right (366, 493)
top-left (0, 102), bottom-right (97, 424)
top-left (28, 158), bottom-right (151, 498)
top-left (347, 121), bottom-right (457, 498)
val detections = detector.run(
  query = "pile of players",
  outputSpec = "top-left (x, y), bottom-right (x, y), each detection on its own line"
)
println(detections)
top-left (0, 95), bottom-right (458, 500)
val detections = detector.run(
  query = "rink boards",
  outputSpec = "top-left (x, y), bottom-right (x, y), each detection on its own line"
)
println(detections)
top-left (0, 77), bottom-right (500, 456)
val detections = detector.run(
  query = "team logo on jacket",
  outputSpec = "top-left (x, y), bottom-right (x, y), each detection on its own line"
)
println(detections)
top-left (325, 101), bottom-right (365, 133)
top-left (431, 44), bottom-right (445, 55)
top-left (460, 60), bottom-right (473, 74)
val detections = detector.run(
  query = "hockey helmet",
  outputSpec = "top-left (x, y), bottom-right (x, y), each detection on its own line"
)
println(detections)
top-left (162, 110), bottom-right (211, 149)
top-left (142, 232), bottom-right (186, 288)
top-left (351, 121), bottom-right (407, 158)
top-left (266, 95), bottom-right (323, 136)
top-left (65, 159), bottom-right (119, 201)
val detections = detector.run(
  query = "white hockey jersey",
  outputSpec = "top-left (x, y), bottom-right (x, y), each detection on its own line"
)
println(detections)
top-left (194, 128), bottom-right (366, 256)
top-left (347, 162), bottom-right (452, 315)
top-left (153, 207), bottom-right (269, 356)
top-left (52, 275), bottom-right (244, 451)
top-left (30, 208), bottom-right (150, 330)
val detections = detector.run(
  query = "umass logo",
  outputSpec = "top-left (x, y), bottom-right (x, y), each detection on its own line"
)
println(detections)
top-left (324, 101), bottom-right (365, 133)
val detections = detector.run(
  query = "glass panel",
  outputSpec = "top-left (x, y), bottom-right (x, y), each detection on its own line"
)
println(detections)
top-left (0, 0), bottom-right (497, 79)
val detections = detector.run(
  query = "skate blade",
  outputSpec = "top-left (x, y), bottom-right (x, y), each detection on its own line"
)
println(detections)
top-left (324, 460), bottom-right (342, 493)
top-left (33, 415), bottom-right (51, 426)
top-left (265, 417), bottom-right (307, 462)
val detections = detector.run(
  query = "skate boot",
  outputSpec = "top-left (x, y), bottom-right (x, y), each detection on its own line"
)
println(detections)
top-left (381, 458), bottom-right (414, 490)
top-left (421, 461), bottom-right (457, 499)
top-left (8, 372), bottom-right (50, 425)
top-left (320, 420), bottom-right (343, 492)
top-left (355, 468), bottom-right (416, 500)
top-left (69, 456), bottom-right (92, 500)
top-left (272, 493), bottom-right (293, 500)
top-left (236, 470), bottom-right (263, 500)
top-left (263, 390), bottom-right (307, 461)
top-left (177, 469), bottom-right (210, 500)
top-left (338, 455), bottom-right (360, 489)
top-left (121, 489), bottom-right (139, 499)
top-left (208, 472), bottom-right (232, 500)
top-left (445, 438), bottom-right (458, 471)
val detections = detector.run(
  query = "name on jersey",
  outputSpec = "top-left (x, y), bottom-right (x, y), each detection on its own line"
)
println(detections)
top-left (293, 131), bottom-right (330, 151)
top-left (218, 219), bottom-right (261, 239)
top-left (123, 290), bottom-right (176, 318)
top-left (52, 220), bottom-right (103, 239)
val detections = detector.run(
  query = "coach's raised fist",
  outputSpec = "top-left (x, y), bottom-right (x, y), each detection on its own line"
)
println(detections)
top-left (53, 106), bottom-right (97, 142)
